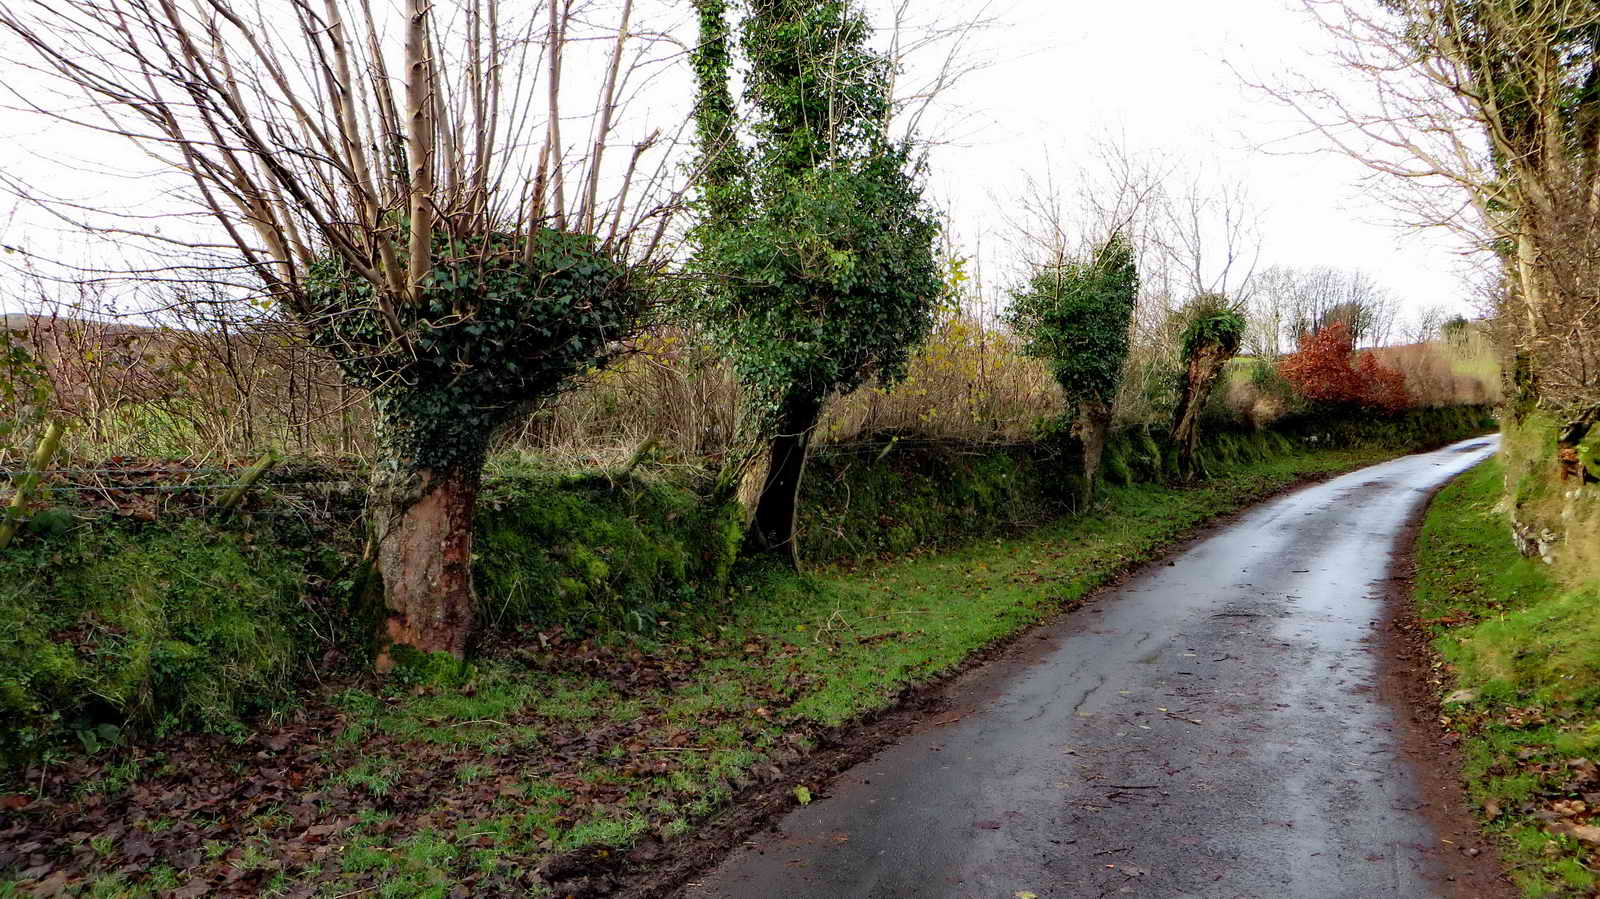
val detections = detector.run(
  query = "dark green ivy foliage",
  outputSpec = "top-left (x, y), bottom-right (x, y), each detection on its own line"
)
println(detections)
top-left (689, 0), bottom-right (943, 426)
top-left (1006, 234), bottom-right (1139, 409)
top-left (303, 229), bottom-right (639, 471)
top-left (1179, 293), bottom-right (1247, 360)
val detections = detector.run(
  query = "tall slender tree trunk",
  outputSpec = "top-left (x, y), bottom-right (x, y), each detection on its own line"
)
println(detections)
top-left (1514, 226), bottom-right (1548, 348)
top-left (747, 394), bottom-right (823, 569)
top-left (1172, 345), bottom-right (1230, 479)
top-left (367, 463), bottom-right (480, 669)
top-left (1075, 399), bottom-right (1112, 500)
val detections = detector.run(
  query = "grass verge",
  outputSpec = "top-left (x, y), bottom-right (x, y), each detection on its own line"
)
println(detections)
top-left (1413, 459), bottom-right (1600, 898)
top-left (0, 441), bottom-right (1473, 897)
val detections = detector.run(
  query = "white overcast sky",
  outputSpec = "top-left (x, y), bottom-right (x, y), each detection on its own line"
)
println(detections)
top-left (911, 0), bottom-right (1482, 322)
top-left (0, 0), bottom-right (1482, 324)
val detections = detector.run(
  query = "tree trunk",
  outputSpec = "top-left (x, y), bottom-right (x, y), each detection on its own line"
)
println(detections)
top-left (1172, 345), bottom-right (1230, 479)
top-left (747, 395), bottom-right (823, 568)
top-left (1514, 226), bottom-right (1548, 349)
top-left (1074, 400), bottom-right (1111, 500)
top-left (367, 464), bottom-right (481, 669)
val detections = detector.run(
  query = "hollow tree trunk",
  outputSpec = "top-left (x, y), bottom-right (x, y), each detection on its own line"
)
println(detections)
top-left (747, 394), bottom-right (824, 569)
top-left (1074, 399), bottom-right (1111, 500)
top-left (1172, 345), bottom-right (1231, 479)
top-left (367, 464), bottom-right (481, 669)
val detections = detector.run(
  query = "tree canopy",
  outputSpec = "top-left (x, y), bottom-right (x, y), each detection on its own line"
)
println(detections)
top-left (1007, 234), bottom-right (1139, 410)
top-left (690, 0), bottom-right (943, 431)
top-left (690, 0), bottom-right (943, 562)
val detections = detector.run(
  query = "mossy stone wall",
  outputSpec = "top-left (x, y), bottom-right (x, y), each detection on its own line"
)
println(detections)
top-left (0, 404), bottom-right (1495, 771)
top-left (799, 405), bottom-right (1495, 565)
top-left (0, 519), bottom-right (337, 768)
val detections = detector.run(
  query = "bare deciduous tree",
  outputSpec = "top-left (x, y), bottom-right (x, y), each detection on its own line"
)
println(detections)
top-left (0, 0), bottom-right (689, 664)
top-left (1262, 0), bottom-right (1600, 407)
top-left (1250, 263), bottom-right (1399, 352)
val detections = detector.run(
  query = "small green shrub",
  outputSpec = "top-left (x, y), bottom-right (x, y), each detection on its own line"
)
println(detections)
top-left (386, 647), bottom-right (474, 688)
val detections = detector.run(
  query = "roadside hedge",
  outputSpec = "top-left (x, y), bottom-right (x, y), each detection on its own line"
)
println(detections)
top-left (0, 403), bottom-right (1495, 772)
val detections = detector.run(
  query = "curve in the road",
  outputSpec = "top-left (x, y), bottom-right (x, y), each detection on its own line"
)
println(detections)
top-left (686, 436), bottom-right (1502, 899)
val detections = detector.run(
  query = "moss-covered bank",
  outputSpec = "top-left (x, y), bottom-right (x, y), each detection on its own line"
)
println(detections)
top-left (1499, 409), bottom-right (1600, 574)
top-left (0, 404), bottom-right (1493, 771)
top-left (1414, 459), bottom-right (1600, 897)
top-left (801, 405), bottom-right (1494, 563)
top-left (0, 517), bottom-right (349, 768)
top-left (474, 465), bottom-right (743, 636)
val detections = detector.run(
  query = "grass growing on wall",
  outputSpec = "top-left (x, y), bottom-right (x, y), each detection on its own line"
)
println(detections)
top-left (798, 443), bottom-right (1063, 563)
top-left (0, 405), bottom-right (1493, 777)
top-left (799, 405), bottom-right (1495, 566)
top-left (0, 518), bottom-right (343, 770)
top-left (474, 466), bottom-right (744, 637)
top-left (1414, 459), bottom-right (1600, 897)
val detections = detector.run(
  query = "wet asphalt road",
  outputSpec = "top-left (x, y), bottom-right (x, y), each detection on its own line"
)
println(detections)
top-left (686, 436), bottom-right (1501, 899)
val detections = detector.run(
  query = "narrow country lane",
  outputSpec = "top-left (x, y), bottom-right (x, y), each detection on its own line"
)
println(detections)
top-left (686, 437), bottom-right (1503, 899)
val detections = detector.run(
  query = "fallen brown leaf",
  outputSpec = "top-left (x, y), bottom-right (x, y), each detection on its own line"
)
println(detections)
top-left (1548, 821), bottom-right (1600, 845)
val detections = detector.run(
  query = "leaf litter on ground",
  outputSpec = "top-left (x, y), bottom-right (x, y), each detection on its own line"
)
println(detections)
top-left (0, 446), bottom-right (1422, 897)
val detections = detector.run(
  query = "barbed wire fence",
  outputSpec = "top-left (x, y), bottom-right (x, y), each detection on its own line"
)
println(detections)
top-left (0, 434), bottom-right (367, 549)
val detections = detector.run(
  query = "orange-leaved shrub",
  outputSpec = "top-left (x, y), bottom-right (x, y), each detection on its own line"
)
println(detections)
top-left (1277, 322), bottom-right (1411, 412)
top-left (1355, 352), bottom-right (1410, 412)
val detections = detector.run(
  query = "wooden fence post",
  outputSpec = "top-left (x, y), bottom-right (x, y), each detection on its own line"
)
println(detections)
top-left (216, 451), bottom-right (278, 514)
top-left (0, 419), bottom-right (68, 550)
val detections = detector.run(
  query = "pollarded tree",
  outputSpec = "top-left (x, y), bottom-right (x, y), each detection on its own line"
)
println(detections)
top-left (1006, 234), bottom-right (1139, 495)
top-left (690, 0), bottom-right (943, 567)
top-left (304, 231), bottom-right (640, 663)
top-left (0, 1), bottom-right (676, 665)
top-left (1171, 294), bottom-right (1247, 479)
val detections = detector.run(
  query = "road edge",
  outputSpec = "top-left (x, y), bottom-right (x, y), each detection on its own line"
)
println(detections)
top-left (1376, 454), bottom-right (1519, 899)
top-left (596, 440), bottom-right (1492, 899)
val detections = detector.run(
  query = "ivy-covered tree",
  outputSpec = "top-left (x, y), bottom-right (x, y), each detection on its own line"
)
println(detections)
top-left (1171, 294), bottom-right (1247, 478)
top-left (1006, 234), bottom-right (1139, 495)
top-left (0, 1), bottom-right (675, 666)
top-left (690, 0), bottom-right (943, 566)
top-left (306, 232), bottom-right (641, 664)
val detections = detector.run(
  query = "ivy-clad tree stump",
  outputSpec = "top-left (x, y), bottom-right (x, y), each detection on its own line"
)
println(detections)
top-left (367, 466), bottom-right (479, 661)
top-left (1172, 295), bottom-right (1247, 480)
top-left (1006, 234), bottom-right (1139, 498)
top-left (307, 230), bottom-right (640, 665)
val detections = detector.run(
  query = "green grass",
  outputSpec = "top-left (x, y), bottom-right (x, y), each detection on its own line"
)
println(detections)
top-left (236, 442), bottom-right (1434, 895)
top-left (1, 414), bottom-right (1493, 896)
top-left (0, 515), bottom-right (347, 772)
top-left (1415, 459), bottom-right (1600, 897)
top-left (474, 467), bottom-right (744, 637)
